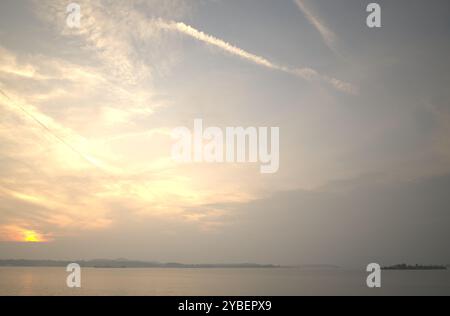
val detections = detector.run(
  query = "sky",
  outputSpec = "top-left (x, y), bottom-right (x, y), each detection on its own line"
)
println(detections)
top-left (0, 0), bottom-right (449, 267)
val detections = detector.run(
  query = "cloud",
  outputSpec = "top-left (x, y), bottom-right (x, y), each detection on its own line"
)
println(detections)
top-left (0, 0), bottom-right (356, 248)
top-left (202, 173), bottom-right (450, 265)
top-left (0, 225), bottom-right (52, 243)
top-left (34, 0), bottom-right (356, 94)
top-left (0, 88), bottom-right (108, 171)
top-left (294, 0), bottom-right (338, 54)
top-left (157, 20), bottom-right (357, 94)
top-left (35, 0), bottom-right (151, 86)
top-left (0, 46), bottom-right (256, 241)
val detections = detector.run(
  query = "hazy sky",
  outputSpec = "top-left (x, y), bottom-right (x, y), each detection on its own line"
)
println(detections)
top-left (0, 0), bottom-right (449, 266)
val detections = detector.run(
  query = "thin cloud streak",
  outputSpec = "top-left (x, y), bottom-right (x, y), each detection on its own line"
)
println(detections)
top-left (158, 20), bottom-right (279, 70)
top-left (0, 88), bottom-right (106, 171)
top-left (157, 20), bottom-right (356, 94)
top-left (294, 0), bottom-right (338, 54)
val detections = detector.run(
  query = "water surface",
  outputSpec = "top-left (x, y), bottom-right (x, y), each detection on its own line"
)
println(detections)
top-left (0, 267), bottom-right (449, 296)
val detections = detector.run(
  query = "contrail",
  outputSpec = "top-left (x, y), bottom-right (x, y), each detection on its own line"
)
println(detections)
top-left (156, 20), bottom-right (356, 94)
top-left (157, 20), bottom-right (279, 70)
top-left (0, 88), bottom-right (105, 170)
top-left (294, 0), bottom-right (337, 54)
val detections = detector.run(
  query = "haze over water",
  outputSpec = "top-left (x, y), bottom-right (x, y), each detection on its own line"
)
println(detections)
top-left (1, 267), bottom-right (449, 296)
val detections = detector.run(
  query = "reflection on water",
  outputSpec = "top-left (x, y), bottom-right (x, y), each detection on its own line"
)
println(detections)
top-left (0, 267), bottom-right (449, 296)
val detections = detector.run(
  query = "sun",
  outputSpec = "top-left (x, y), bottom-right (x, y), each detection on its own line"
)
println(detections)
top-left (0, 226), bottom-right (50, 243)
top-left (22, 229), bottom-right (45, 243)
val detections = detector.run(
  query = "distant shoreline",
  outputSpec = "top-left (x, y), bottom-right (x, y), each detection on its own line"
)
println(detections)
top-left (382, 264), bottom-right (447, 271)
top-left (3, 260), bottom-right (447, 270)
top-left (0, 259), bottom-right (281, 269)
top-left (0, 260), bottom-right (345, 270)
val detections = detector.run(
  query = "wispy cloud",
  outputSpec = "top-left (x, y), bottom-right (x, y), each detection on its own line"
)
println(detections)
top-left (35, 0), bottom-right (355, 94)
top-left (0, 88), bottom-right (109, 171)
top-left (0, 0), bottom-right (358, 245)
top-left (157, 20), bottom-right (357, 94)
top-left (0, 44), bottom-right (253, 241)
top-left (294, 0), bottom-right (338, 54)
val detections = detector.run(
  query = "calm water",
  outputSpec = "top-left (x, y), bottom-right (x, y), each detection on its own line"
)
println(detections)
top-left (0, 267), bottom-right (449, 296)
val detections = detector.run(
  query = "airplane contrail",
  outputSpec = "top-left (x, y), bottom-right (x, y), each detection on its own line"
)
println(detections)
top-left (0, 88), bottom-right (105, 170)
top-left (294, 0), bottom-right (338, 54)
top-left (156, 20), bottom-right (357, 94)
top-left (157, 20), bottom-right (279, 70)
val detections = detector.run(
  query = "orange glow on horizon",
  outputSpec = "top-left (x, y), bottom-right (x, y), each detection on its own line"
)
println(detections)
top-left (0, 226), bottom-right (50, 243)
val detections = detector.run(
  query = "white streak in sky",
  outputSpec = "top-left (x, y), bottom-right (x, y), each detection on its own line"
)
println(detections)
top-left (157, 20), bottom-right (357, 94)
top-left (294, 0), bottom-right (338, 54)
top-left (157, 20), bottom-right (279, 70)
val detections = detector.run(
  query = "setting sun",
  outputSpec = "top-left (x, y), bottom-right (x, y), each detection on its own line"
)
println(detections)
top-left (0, 226), bottom-right (49, 243)
top-left (22, 230), bottom-right (43, 243)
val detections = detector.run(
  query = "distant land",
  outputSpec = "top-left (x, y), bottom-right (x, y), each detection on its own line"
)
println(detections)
top-left (0, 259), bottom-right (280, 269)
top-left (2, 260), bottom-right (448, 270)
top-left (288, 264), bottom-right (340, 270)
top-left (382, 264), bottom-right (447, 271)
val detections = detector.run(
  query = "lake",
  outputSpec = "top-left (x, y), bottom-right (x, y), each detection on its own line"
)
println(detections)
top-left (0, 267), bottom-right (449, 296)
